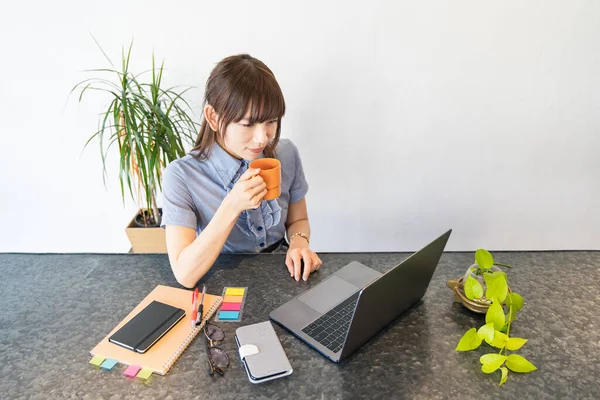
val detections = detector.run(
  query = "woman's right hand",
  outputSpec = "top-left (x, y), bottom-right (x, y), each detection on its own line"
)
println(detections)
top-left (225, 168), bottom-right (267, 214)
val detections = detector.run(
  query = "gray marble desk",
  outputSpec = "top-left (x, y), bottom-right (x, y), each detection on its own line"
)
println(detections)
top-left (1, 251), bottom-right (599, 399)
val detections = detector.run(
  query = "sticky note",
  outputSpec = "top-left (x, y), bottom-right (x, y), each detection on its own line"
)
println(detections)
top-left (223, 295), bottom-right (244, 303)
top-left (100, 358), bottom-right (118, 370)
top-left (89, 355), bottom-right (105, 366)
top-left (137, 368), bottom-right (153, 380)
top-left (225, 287), bottom-right (245, 296)
top-left (218, 311), bottom-right (240, 320)
top-left (216, 287), bottom-right (247, 322)
top-left (221, 302), bottom-right (242, 311)
top-left (123, 365), bottom-right (141, 378)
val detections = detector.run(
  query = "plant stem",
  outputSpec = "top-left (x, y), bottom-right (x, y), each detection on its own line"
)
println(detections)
top-left (506, 304), bottom-right (512, 337)
top-left (151, 184), bottom-right (160, 226)
top-left (500, 305), bottom-right (513, 356)
top-left (494, 262), bottom-right (512, 268)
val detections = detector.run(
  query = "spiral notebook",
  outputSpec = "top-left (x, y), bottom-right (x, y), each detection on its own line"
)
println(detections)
top-left (90, 285), bottom-right (222, 375)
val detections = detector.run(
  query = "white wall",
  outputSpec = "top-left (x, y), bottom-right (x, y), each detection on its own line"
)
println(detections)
top-left (1, 0), bottom-right (598, 253)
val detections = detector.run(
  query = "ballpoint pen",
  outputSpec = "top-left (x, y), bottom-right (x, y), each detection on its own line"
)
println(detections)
top-left (191, 287), bottom-right (199, 329)
top-left (195, 285), bottom-right (206, 326)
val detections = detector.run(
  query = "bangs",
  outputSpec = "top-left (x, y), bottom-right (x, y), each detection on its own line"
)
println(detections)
top-left (224, 63), bottom-right (286, 126)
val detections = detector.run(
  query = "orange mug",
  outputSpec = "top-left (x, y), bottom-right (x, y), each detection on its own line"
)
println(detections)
top-left (249, 158), bottom-right (281, 201)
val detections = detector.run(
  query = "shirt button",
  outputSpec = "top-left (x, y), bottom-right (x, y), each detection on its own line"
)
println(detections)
top-left (260, 242), bottom-right (265, 247)
top-left (257, 226), bottom-right (263, 231)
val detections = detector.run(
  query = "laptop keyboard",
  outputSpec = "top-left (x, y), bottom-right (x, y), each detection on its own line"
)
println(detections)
top-left (301, 293), bottom-right (359, 353)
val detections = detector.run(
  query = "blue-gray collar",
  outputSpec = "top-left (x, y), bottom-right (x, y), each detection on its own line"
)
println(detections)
top-left (208, 142), bottom-right (264, 189)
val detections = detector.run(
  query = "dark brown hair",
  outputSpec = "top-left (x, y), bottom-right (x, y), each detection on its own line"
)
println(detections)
top-left (192, 54), bottom-right (286, 159)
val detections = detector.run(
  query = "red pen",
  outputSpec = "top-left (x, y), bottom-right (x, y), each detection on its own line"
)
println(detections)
top-left (191, 288), bottom-right (199, 328)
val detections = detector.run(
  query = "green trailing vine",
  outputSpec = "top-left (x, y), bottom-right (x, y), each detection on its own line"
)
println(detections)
top-left (456, 249), bottom-right (537, 386)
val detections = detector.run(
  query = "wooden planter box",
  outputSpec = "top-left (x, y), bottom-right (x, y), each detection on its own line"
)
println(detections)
top-left (125, 209), bottom-right (167, 253)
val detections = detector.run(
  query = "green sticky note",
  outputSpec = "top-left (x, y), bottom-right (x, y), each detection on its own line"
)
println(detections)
top-left (225, 287), bottom-right (245, 296)
top-left (137, 368), bottom-right (153, 380)
top-left (89, 355), bottom-right (105, 366)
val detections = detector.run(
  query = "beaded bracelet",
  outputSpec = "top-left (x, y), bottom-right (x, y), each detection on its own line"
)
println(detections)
top-left (289, 232), bottom-right (310, 244)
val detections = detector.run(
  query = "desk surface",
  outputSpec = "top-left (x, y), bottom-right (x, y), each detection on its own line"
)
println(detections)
top-left (1, 251), bottom-right (599, 399)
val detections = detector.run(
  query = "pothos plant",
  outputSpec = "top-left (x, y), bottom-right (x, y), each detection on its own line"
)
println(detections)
top-left (456, 249), bottom-right (537, 386)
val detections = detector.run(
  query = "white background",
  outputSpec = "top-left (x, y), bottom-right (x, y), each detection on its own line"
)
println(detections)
top-left (1, 1), bottom-right (598, 253)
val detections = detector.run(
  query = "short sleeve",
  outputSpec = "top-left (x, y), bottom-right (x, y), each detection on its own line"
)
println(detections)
top-left (289, 141), bottom-right (309, 203)
top-left (160, 161), bottom-right (198, 230)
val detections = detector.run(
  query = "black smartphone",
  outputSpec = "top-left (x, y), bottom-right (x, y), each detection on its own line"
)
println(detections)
top-left (109, 300), bottom-right (185, 353)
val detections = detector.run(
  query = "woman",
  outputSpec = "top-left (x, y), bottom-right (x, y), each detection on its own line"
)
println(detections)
top-left (161, 54), bottom-right (322, 288)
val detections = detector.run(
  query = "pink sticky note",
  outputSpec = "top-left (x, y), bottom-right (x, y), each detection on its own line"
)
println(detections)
top-left (123, 365), bottom-right (142, 378)
top-left (221, 302), bottom-right (242, 311)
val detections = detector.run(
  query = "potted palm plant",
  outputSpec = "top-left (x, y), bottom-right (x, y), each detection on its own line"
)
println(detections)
top-left (72, 40), bottom-right (197, 252)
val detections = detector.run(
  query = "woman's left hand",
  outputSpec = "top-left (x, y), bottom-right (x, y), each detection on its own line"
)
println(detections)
top-left (286, 243), bottom-right (323, 282)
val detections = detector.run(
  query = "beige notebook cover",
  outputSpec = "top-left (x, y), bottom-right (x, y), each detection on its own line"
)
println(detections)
top-left (90, 285), bottom-right (222, 375)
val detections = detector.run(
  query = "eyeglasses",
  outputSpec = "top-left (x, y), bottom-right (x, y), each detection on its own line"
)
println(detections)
top-left (204, 323), bottom-right (229, 376)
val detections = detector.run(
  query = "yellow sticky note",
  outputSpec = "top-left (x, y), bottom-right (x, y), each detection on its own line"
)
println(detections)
top-left (89, 355), bottom-right (105, 366)
top-left (137, 368), bottom-right (153, 380)
top-left (225, 287), bottom-right (245, 296)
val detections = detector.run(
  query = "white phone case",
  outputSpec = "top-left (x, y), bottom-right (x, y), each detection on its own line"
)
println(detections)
top-left (235, 321), bottom-right (293, 384)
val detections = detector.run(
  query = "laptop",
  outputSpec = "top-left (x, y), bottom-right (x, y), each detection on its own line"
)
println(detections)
top-left (270, 229), bottom-right (451, 362)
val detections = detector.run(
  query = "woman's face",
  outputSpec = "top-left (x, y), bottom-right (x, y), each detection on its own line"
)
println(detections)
top-left (222, 112), bottom-right (279, 161)
top-left (205, 105), bottom-right (279, 161)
